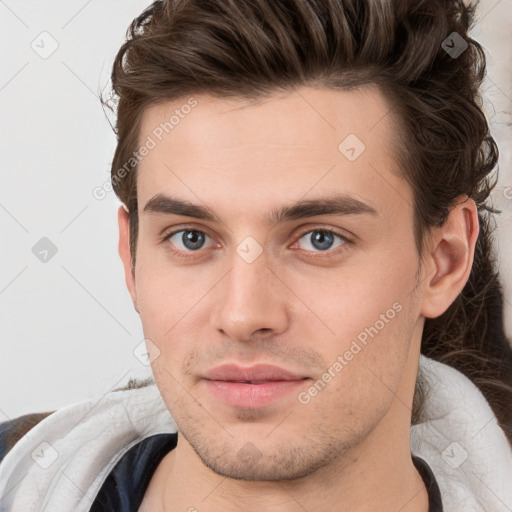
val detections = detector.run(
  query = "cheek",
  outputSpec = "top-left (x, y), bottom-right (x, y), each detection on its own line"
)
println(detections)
top-left (297, 247), bottom-right (415, 333)
top-left (297, 246), bottom-right (418, 380)
top-left (134, 243), bottom-right (208, 334)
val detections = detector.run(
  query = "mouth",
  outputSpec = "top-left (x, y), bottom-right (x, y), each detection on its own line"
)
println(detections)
top-left (201, 363), bottom-right (311, 408)
top-left (202, 363), bottom-right (309, 382)
top-left (228, 380), bottom-right (286, 384)
top-left (202, 376), bottom-right (311, 408)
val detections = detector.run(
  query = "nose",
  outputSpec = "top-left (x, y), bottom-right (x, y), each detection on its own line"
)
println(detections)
top-left (210, 248), bottom-right (289, 342)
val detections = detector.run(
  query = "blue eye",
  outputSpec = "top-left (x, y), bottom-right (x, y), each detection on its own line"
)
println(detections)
top-left (296, 229), bottom-right (347, 252)
top-left (162, 227), bottom-right (350, 259)
top-left (165, 229), bottom-right (213, 252)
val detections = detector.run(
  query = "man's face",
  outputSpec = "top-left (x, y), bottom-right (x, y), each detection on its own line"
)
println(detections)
top-left (122, 85), bottom-right (427, 480)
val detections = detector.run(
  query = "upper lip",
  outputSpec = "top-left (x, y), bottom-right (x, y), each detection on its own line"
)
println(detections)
top-left (203, 364), bottom-right (309, 382)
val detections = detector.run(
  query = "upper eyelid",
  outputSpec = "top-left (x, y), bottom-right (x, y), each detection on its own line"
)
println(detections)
top-left (295, 226), bottom-right (350, 241)
top-left (163, 226), bottom-right (216, 242)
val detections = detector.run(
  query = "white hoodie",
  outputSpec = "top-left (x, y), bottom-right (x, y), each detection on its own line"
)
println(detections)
top-left (0, 354), bottom-right (511, 512)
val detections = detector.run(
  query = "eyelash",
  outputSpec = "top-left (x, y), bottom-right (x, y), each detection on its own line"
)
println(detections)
top-left (161, 226), bottom-right (351, 260)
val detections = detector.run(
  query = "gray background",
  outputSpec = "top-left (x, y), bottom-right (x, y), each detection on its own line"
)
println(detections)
top-left (1, 0), bottom-right (511, 420)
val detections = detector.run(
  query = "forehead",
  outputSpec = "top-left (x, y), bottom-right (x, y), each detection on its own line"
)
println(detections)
top-left (138, 85), bottom-right (395, 156)
top-left (135, 85), bottom-right (412, 221)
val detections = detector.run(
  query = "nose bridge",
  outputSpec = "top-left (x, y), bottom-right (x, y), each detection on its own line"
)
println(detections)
top-left (211, 242), bottom-right (288, 340)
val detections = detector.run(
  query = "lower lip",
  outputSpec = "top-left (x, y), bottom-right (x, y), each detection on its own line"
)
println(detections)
top-left (203, 379), bottom-right (310, 408)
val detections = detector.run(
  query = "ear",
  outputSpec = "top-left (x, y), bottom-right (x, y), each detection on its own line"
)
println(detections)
top-left (118, 205), bottom-right (138, 312)
top-left (420, 196), bottom-right (479, 319)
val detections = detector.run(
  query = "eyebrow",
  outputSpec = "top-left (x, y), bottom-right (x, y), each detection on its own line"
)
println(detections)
top-left (142, 193), bottom-right (378, 225)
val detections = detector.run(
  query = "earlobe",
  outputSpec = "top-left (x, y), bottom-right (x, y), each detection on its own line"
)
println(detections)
top-left (117, 205), bottom-right (138, 312)
top-left (420, 197), bottom-right (479, 319)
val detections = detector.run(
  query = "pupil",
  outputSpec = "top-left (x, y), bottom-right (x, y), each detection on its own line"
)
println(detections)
top-left (312, 231), bottom-right (333, 251)
top-left (183, 231), bottom-right (204, 250)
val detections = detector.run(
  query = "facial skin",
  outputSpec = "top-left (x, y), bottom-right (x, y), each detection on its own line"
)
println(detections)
top-left (118, 85), bottom-right (479, 512)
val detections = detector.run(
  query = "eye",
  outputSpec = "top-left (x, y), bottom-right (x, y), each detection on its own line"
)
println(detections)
top-left (164, 229), bottom-right (216, 254)
top-left (295, 228), bottom-right (348, 253)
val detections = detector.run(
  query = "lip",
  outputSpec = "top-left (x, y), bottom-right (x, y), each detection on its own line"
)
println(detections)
top-left (202, 364), bottom-right (310, 408)
top-left (202, 363), bottom-right (309, 382)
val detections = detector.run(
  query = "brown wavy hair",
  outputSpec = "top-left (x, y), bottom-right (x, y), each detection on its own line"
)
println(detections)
top-left (102, 0), bottom-right (512, 445)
